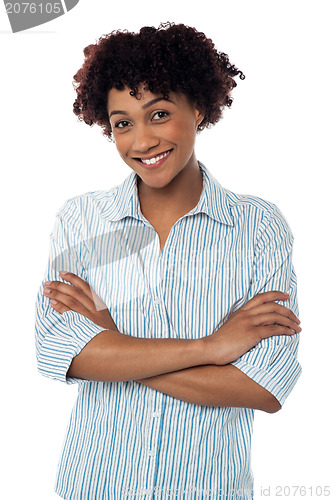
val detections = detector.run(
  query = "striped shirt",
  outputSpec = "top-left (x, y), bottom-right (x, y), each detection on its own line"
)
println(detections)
top-left (34, 161), bottom-right (301, 499)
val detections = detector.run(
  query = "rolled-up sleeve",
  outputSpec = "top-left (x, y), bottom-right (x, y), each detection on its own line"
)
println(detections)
top-left (231, 203), bottom-right (302, 407)
top-left (34, 198), bottom-right (106, 385)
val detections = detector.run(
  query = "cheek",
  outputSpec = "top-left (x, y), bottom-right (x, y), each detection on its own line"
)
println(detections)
top-left (176, 119), bottom-right (197, 148)
top-left (114, 135), bottom-right (129, 156)
top-left (167, 119), bottom-right (196, 145)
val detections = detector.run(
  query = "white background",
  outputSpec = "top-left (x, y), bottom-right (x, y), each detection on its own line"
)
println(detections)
top-left (1, 1), bottom-right (331, 498)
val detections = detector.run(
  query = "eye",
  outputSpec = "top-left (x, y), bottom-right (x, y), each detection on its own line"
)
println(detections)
top-left (152, 111), bottom-right (169, 121)
top-left (114, 120), bottom-right (131, 129)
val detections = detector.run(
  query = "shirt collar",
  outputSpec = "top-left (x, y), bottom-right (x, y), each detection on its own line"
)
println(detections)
top-left (102, 161), bottom-right (234, 227)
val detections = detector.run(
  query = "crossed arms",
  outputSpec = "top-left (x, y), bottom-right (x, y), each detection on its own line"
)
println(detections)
top-left (35, 200), bottom-right (302, 414)
top-left (41, 272), bottom-right (301, 413)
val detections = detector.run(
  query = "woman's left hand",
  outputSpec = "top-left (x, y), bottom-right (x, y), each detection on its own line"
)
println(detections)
top-left (42, 271), bottom-right (119, 332)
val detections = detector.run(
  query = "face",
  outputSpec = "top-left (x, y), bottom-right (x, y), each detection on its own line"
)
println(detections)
top-left (107, 85), bottom-right (204, 189)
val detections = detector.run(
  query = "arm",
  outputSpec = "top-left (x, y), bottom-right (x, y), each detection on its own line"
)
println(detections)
top-left (53, 278), bottom-right (299, 407)
top-left (37, 200), bottom-right (216, 384)
top-left (135, 364), bottom-right (281, 413)
top-left (35, 199), bottom-right (107, 385)
top-left (36, 200), bottom-right (206, 384)
top-left (229, 202), bottom-right (302, 409)
top-left (67, 329), bottom-right (207, 381)
top-left (133, 204), bottom-right (301, 413)
top-left (38, 201), bottom-right (300, 404)
top-left (65, 288), bottom-right (299, 384)
top-left (54, 284), bottom-right (299, 385)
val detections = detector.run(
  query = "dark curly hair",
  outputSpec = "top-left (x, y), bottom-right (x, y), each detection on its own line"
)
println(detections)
top-left (73, 22), bottom-right (245, 142)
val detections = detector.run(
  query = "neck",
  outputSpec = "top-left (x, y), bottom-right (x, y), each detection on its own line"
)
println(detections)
top-left (137, 156), bottom-right (203, 218)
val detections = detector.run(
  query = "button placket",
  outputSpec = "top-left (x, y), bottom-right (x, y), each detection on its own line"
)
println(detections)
top-left (147, 414), bottom-right (160, 458)
top-left (151, 251), bottom-right (163, 309)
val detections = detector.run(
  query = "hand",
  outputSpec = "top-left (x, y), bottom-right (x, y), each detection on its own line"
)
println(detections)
top-left (42, 271), bottom-right (120, 332)
top-left (202, 291), bottom-right (302, 366)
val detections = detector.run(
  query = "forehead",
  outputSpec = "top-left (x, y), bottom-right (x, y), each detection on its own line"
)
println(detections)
top-left (107, 85), bottom-right (191, 112)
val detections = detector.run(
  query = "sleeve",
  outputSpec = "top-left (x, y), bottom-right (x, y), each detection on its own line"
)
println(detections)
top-left (230, 202), bottom-right (302, 407)
top-left (34, 198), bottom-right (107, 385)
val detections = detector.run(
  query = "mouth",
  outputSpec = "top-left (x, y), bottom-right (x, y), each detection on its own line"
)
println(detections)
top-left (134, 149), bottom-right (172, 169)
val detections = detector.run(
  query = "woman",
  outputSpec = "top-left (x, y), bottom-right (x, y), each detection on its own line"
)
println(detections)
top-left (35, 22), bottom-right (302, 499)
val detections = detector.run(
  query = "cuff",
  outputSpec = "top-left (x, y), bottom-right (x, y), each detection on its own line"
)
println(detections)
top-left (231, 346), bottom-right (302, 407)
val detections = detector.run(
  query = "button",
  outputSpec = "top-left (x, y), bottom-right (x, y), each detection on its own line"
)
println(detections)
top-left (148, 450), bottom-right (155, 457)
top-left (153, 298), bottom-right (162, 305)
top-left (152, 411), bottom-right (161, 418)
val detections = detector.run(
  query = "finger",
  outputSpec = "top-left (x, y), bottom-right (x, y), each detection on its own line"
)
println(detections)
top-left (49, 299), bottom-right (70, 314)
top-left (59, 271), bottom-right (95, 300)
top-left (251, 312), bottom-right (302, 332)
top-left (44, 280), bottom-right (96, 312)
top-left (241, 291), bottom-right (290, 311)
top-left (58, 272), bottom-right (108, 312)
top-left (43, 286), bottom-right (93, 317)
top-left (257, 324), bottom-right (299, 340)
top-left (247, 302), bottom-right (300, 325)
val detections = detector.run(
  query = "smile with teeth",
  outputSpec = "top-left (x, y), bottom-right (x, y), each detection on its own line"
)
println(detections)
top-left (140, 150), bottom-right (171, 165)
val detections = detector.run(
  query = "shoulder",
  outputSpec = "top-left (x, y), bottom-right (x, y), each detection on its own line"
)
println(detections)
top-left (224, 186), bottom-right (290, 227)
top-left (54, 184), bottom-right (121, 222)
top-left (223, 185), bottom-right (280, 217)
top-left (220, 186), bottom-right (294, 249)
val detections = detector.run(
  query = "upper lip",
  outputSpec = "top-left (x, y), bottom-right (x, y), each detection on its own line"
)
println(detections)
top-left (133, 149), bottom-right (172, 160)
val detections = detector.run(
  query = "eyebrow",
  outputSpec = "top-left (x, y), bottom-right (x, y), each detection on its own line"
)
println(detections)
top-left (108, 96), bottom-right (174, 119)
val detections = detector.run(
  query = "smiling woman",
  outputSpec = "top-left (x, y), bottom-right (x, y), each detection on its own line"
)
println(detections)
top-left (35, 21), bottom-right (301, 500)
top-left (107, 86), bottom-right (205, 221)
top-left (71, 22), bottom-right (245, 232)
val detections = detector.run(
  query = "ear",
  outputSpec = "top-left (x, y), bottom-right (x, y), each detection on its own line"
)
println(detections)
top-left (194, 104), bottom-right (205, 128)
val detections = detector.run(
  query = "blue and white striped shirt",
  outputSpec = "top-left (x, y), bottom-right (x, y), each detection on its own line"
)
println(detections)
top-left (35, 161), bottom-right (301, 499)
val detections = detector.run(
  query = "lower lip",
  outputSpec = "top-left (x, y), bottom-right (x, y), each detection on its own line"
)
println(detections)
top-left (137, 150), bottom-right (172, 170)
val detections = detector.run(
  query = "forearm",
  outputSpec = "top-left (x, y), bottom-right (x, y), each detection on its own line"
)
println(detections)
top-left (136, 364), bottom-right (281, 413)
top-left (67, 330), bottom-right (208, 382)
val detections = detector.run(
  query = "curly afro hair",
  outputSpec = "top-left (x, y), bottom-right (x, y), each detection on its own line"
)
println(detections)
top-left (73, 22), bottom-right (245, 142)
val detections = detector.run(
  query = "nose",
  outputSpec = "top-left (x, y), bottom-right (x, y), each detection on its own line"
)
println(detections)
top-left (132, 124), bottom-right (160, 154)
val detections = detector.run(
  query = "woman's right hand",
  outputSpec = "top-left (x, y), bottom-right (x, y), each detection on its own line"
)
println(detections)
top-left (43, 271), bottom-right (120, 332)
top-left (202, 291), bottom-right (302, 366)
